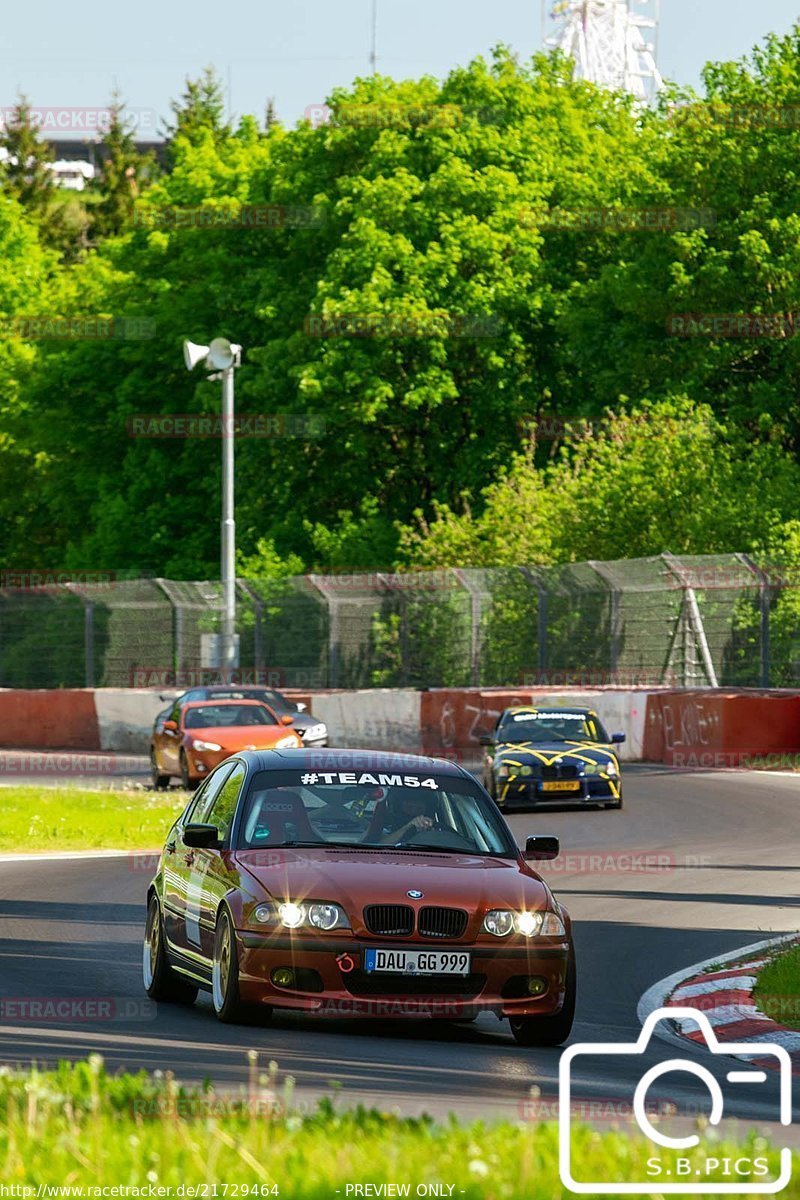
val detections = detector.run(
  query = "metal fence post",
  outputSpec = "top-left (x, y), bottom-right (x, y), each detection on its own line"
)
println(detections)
top-left (238, 581), bottom-right (264, 673)
top-left (737, 554), bottom-right (770, 688)
top-left (519, 567), bottom-right (548, 679)
top-left (453, 570), bottom-right (482, 687)
top-left (589, 561), bottom-right (621, 677)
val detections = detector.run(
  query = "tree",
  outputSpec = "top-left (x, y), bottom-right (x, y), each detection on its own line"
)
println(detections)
top-left (92, 94), bottom-right (155, 240)
top-left (163, 67), bottom-right (229, 162)
top-left (0, 97), bottom-right (54, 216)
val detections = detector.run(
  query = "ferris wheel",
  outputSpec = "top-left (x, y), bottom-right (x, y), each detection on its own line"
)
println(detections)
top-left (545, 0), bottom-right (663, 102)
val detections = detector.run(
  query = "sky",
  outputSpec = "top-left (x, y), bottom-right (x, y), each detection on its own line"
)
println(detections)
top-left (3, 0), bottom-right (800, 139)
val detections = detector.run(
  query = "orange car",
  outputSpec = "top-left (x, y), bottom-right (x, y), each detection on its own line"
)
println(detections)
top-left (150, 699), bottom-right (302, 790)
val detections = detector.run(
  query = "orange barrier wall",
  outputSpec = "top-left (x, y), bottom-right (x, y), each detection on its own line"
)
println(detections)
top-left (642, 690), bottom-right (800, 767)
top-left (0, 689), bottom-right (101, 750)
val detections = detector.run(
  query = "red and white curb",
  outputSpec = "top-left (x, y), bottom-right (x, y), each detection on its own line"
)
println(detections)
top-left (638, 934), bottom-right (800, 1071)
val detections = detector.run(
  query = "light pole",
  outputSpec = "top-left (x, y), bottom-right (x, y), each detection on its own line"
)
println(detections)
top-left (183, 336), bottom-right (243, 671)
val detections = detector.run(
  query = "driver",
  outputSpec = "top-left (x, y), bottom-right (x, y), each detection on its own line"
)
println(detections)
top-left (376, 789), bottom-right (437, 844)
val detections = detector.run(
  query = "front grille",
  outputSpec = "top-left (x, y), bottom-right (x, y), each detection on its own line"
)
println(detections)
top-left (541, 764), bottom-right (579, 781)
top-left (363, 904), bottom-right (415, 937)
top-left (418, 907), bottom-right (468, 939)
top-left (345, 971), bottom-right (486, 998)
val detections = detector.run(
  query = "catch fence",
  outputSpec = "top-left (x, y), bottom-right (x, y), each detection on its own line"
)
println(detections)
top-left (0, 553), bottom-right (796, 691)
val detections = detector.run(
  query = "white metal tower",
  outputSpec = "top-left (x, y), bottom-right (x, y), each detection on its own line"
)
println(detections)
top-left (545, 0), bottom-right (663, 102)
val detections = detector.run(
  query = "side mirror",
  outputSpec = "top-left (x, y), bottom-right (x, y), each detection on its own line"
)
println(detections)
top-left (163, 719), bottom-right (179, 733)
top-left (611, 732), bottom-right (626, 744)
top-left (294, 702), bottom-right (307, 713)
top-left (183, 824), bottom-right (220, 849)
top-left (478, 732), bottom-right (495, 746)
top-left (524, 835), bottom-right (560, 862)
top-left (280, 714), bottom-right (294, 726)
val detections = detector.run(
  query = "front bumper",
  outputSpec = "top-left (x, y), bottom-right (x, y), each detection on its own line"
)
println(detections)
top-left (235, 931), bottom-right (571, 1019)
top-left (496, 775), bottom-right (620, 809)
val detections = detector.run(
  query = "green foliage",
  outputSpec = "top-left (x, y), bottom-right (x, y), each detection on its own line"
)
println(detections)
top-left (0, 787), bottom-right (183, 852)
top-left (6, 35), bottom-right (800, 577)
top-left (91, 95), bottom-right (156, 240)
top-left (0, 1057), bottom-right (793, 1194)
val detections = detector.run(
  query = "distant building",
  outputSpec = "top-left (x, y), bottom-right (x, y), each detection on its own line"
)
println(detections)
top-left (46, 159), bottom-right (95, 190)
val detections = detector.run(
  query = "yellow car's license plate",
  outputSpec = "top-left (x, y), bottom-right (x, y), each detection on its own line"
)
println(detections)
top-left (541, 780), bottom-right (581, 793)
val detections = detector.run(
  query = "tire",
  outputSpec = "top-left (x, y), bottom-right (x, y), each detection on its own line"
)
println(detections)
top-left (509, 947), bottom-right (576, 1047)
top-left (212, 908), bottom-right (267, 1024)
top-left (180, 751), bottom-right (198, 791)
top-left (150, 750), bottom-right (170, 791)
top-left (143, 895), bottom-right (198, 1005)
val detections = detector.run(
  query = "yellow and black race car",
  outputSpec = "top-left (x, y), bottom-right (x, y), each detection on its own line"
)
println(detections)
top-left (479, 706), bottom-right (625, 811)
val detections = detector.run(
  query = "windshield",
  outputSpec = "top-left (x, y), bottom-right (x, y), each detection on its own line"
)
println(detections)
top-left (184, 704), bottom-right (276, 728)
top-left (497, 711), bottom-right (609, 744)
top-left (236, 769), bottom-right (518, 857)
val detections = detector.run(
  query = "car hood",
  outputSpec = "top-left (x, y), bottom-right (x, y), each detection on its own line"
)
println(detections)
top-left (234, 848), bottom-right (553, 912)
top-left (186, 726), bottom-right (299, 750)
top-left (494, 740), bottom-right (617, 766)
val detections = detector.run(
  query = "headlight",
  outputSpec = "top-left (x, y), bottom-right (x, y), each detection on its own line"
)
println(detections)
top-left (308, 903), bottom-right (342, 930)
top-left (484, 910), bottom-right (515, 937)
top-left (497, 763), bottom-right (512, 779)
top-left (278, 902), bottom-right (306, 928)
top-left (256, 900), bottom-right (351, 930)
top-left (192, 739), bottom-right (222, 752)
top-left (483, 910), bottom-right (566, 938)
top-left (302, 723), bottom-right (327, 741)
top-left (274, 735), bottom-right (300, 749)
top-left (515, 911), bottom-right (544, 937)
top-left (582, 761), bottom-right (602, 775)
top-left (605, 761), bottom-right (618, 777)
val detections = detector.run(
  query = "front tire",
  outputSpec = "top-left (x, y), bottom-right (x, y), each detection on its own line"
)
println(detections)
top-left (150, 750), bottom-right (170, 791)
top-left (143, 895), bottom-right (198, 1005)
top-left (509, 947), bottom-right (576, 1047)
top-left (180, 751), bottom-right (198, 791)
top-left (212, 908), bottom-right (267, 1024)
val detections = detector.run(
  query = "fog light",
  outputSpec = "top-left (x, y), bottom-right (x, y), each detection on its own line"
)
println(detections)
top-left (271, 967), bottom-right (296, 988)
top-left (527, 977), bottom-right (547, 996)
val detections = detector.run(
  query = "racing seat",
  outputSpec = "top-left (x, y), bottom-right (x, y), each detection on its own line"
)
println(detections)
top-left (246, 789), bottom-right (318, 846)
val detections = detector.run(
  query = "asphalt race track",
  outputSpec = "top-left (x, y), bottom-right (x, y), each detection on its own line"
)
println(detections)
top-left (1, 765), bottom-right (798, 1134)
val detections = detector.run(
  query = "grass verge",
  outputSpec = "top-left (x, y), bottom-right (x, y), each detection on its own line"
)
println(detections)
top-left (0, 1059), bottom-right (792, 1196)
top-left (0, 786), bottom-right (183, 853)
top-left (753, 939), bottom-right (800, 1029)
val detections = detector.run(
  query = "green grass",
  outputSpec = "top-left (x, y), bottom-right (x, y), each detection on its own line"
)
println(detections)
top-left (0, 786), bottom-right (184, 853)
top-left (0, 1059), bottom-right (792, 1197)
top-left (753, 940), bottom-right (800, 1029)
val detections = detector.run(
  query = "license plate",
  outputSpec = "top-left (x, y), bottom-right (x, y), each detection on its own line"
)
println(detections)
top-left (541, 780), bottom-right (581, 793)
top-left (364, 948), bottom-right (471, 975)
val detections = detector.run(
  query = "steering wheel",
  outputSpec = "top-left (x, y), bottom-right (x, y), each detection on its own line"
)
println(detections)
top-left (395, 821), bottom-right (450, 846)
